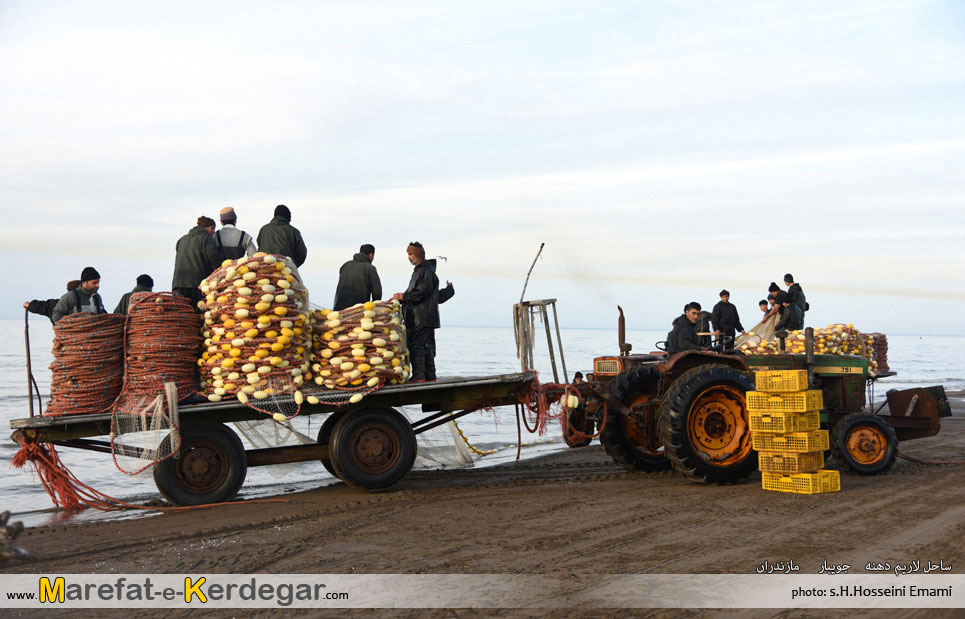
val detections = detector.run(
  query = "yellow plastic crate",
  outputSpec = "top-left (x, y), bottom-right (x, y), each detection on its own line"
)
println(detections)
top-left (752, 429), bottom-right (829, 453)
top-left (758, 451), bottom-right (825, 473)
top-left (754, 370), bottom-right (809, 393)
top-left (761, 470), bottom-right (841, 494)
top-left (747, 390), bottom-right (823, 413)
top-left (749, 410), bottom-right (820, 434)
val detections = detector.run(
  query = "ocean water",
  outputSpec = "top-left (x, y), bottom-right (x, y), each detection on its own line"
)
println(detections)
top-left (2, 318), bottom-right (963, 526)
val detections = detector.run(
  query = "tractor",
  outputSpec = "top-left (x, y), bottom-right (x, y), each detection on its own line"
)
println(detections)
top-left (565, 307), bottom-right (950, 483)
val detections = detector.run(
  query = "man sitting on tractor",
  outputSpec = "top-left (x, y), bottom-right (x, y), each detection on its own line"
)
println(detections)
top-left (667, 302), bottom-right (705, 355)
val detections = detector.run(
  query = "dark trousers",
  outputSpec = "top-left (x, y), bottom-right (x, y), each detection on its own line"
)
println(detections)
top-left (173, 287), bottom-right (204, 313)
top-left (408, 326), bottom-right (436, 381)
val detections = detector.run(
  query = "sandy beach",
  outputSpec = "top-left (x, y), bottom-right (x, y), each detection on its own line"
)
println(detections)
top-left (2, 394), bottom-right (963, 618)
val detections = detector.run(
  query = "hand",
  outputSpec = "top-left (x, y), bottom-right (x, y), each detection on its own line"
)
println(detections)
top-left (446, 280), bottom-right (452, 287)
top-left (23, 302), bottom-right (29, 309)
top-left (391, 292), bottom-right (403, 301)
top-left (741, 330), bottom-right (747, 336)
top-left (714, 330), bottom-right (721, 336)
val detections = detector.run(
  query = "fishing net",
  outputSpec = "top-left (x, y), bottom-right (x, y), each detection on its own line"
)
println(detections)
top-left (114, 292), bottom-right (202, 413)
top-left (45, 313), bottom-right (125, 416)
top-left (197, 253), bottom-right (311, 408)
top-left (110, 382), bottom-right (181, 475)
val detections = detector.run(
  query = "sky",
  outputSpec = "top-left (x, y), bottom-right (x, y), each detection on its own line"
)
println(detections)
top-left (2, 0), bottom-right (964, 336)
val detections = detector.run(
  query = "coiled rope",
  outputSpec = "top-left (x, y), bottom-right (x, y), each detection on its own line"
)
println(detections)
top-left (45, 313), bottom-right (125, 416)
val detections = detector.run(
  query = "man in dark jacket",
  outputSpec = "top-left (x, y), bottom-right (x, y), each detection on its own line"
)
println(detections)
top-left (114, 274), bottom-right (154, 314)
top-left (783, 273), bottom-right (807, 316)
top-left (24, 280), bottom-right (81, 323)
top-left (711, 289), bottom-right (746, 346)
top-left (333, 244), bottom-right (382, 310)
top-left (257, 204), bottom-right (307, 267)
top-left (173, 216), bottom-right (221, 310)
top-left (391, 242), bottom-right (454, 382)
top-left (774, 291), bottom-right (804, 331)
top-left (51, 267), bottom-right (107, 323)
top-left (666, 302), bottom-right (703, 355)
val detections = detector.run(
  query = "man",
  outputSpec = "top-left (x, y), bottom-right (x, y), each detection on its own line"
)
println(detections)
top-left (24, 280), bottom-right (81, 323)
top-left (114, 274), bottom-right (154, 315)
top-left (774, 291), bottom-right (804, 332)
top-left (214, 207), bottom-right (257, 260)
top-left (333, 244), bottom-right (382, 310)
top-left (759, 299), bottom-right (768, 314)
top-left (711, 289), bottom-right (746, 346)
top-left (51, 267), bottom-right (106, 323)
top-left (784, 273), bottom-right (807, 315)
top-left (173, 216), bottom-right (222, 310)
top-left (391, 242), bottom-right (454, 382)
top-left (257, 204), bottom-right (307, 267)
top-left (666, 302), bottom-right (703, 355)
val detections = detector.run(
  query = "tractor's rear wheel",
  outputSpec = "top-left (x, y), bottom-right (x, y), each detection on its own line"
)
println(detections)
top-left (830, 412), bottom-right (898, 475)
top-left (657, 364), bottom-right (756, 484)
top-left (600, 366), bottom-right (671, 472)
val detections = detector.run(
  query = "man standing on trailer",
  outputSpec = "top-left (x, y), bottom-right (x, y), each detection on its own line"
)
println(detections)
top-left (333, 243), bottom-right (382, 310)
top-left (173, 216), bottom-right (221, 310)
top-left (51, 267), bottom-right (106, 323)
top-left (215, 207), bottom-right (257, 259)
top-left (711, 289), bottom-right (746, 346)
top-left (257, 204), bottom-right (307, 267)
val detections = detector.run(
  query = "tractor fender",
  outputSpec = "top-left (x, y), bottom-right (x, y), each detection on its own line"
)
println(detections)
top-left (658, 350), bottom-right (750, 380)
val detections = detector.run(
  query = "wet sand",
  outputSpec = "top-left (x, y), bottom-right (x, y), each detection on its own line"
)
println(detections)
top-left (3, 394), bottom-right (964, 618)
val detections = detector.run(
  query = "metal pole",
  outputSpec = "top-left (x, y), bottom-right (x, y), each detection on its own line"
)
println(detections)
top-left (550, 302), bottom-right (567, 382)
top-left (540, 304), bottom-right (559, 383)
top-left (24, 310), bottom-right (34, 417)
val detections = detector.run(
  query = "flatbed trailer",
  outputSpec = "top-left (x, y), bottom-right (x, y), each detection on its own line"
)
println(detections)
top-left (10, 372), bottom-right (540, 506)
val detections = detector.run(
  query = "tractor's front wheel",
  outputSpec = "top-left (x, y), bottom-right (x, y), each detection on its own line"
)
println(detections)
top-left (830, 413), bottom-right (898, 475)
top-left (657, 364), bottom-right (756, 484)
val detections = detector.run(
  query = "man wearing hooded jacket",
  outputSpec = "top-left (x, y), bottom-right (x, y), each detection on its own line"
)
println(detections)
top-left (391, 242), bottom-right (454, 382)
top-left (257, 204), bottom-right (307, 267)
top-left (173, 216), bottom-right (221, 310)
top-left (333, 244), bottom-right (382, 310)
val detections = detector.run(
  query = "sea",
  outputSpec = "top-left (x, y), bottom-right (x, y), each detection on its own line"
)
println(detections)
top-left (1, 318), bottom-right (963, 527)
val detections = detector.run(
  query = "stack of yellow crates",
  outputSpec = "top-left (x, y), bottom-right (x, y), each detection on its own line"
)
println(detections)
top-left (748, 370), bottom-right (840, 494)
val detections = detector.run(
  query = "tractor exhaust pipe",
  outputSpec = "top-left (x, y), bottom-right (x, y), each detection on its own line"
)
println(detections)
top-left (618, 306), bottom-right (631, 355)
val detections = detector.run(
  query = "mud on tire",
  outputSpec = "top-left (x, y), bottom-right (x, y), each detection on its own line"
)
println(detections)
top-left (657, 364), bottom-right (756, 484)
top-left (600, 366), bottom-right (672, 472)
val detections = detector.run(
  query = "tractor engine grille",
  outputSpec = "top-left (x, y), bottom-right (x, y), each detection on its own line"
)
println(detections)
top-left (594, 359), bottom-right (621, 376)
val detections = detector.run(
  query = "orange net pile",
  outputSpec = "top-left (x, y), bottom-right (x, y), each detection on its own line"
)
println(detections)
top-left (45, 313), bottom-right (125, 416)
top-left (114, 292), bottom-right (202, 411)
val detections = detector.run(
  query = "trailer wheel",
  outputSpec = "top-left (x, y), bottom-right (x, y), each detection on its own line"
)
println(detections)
top-left (658, 364), bottom-right (756, 484)
top-left (600, 366), bottom-right (671, 471)
top-left (831, 413), bottom-right (898, 475)
top-left (153, 423), bottom-right (247, 506)
top-left (316, 412), bottom-right (346, 477)
top-left (329, 407), bottom-right (417, 489)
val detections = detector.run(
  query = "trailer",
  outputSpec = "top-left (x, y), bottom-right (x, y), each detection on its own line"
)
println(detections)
top-left (10, 372), bottom-right (539, 506)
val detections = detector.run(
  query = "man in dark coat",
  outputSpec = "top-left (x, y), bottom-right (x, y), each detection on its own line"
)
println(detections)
top-left (333, 244), bottom-right (382, 310)
top-left (774, 291), bottom-right (804, 331)
top-left (114, 274), bottom-right (154, 314)
top-left (24, 280), bottom-right (81, 323)
top-left (784, 273), bottom-right (807, 316)
top-left (666, 302), bottom-right (703, 355)
top-left (51, 267), bottom-right (107, 323)
top-left (711, 289), bottom-right (746, 346)
top-left (173, 216), bottom-right (221, 310)
top-left (257, 204), bottom-right (307, 267)
top-left (391, 242), bottom-right (454, 382)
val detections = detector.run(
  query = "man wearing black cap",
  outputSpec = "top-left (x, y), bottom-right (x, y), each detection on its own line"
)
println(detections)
top-left (333, 243), bottom-right (382, 311)
top-left (257, 205), bottom-right (307, 267)
top-left (51, 267), bottom-right (106, 323)
top-left (173, 216), bottom-right (222, 310)
top-left (114, 274), bottom-right (155, 315)
top-left (711, 289), bottom-right (746, 346)
top-left (783, 273), bottom-right (807, 317)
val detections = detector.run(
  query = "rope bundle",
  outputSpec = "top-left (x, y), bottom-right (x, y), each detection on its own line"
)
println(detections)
top-left (45, 313), bottom-right (125, 416)
top-left (114, 292), bottom-right (202, 411)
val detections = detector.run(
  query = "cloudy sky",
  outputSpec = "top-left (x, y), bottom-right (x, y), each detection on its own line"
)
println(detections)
top-left (2, 0), bottom-right (963, 334)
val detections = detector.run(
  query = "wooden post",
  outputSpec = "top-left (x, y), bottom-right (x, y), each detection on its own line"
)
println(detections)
top-left (550, 302), bottom-right (568, 383)
top-left (540, 304), bottom-right (559, 383)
